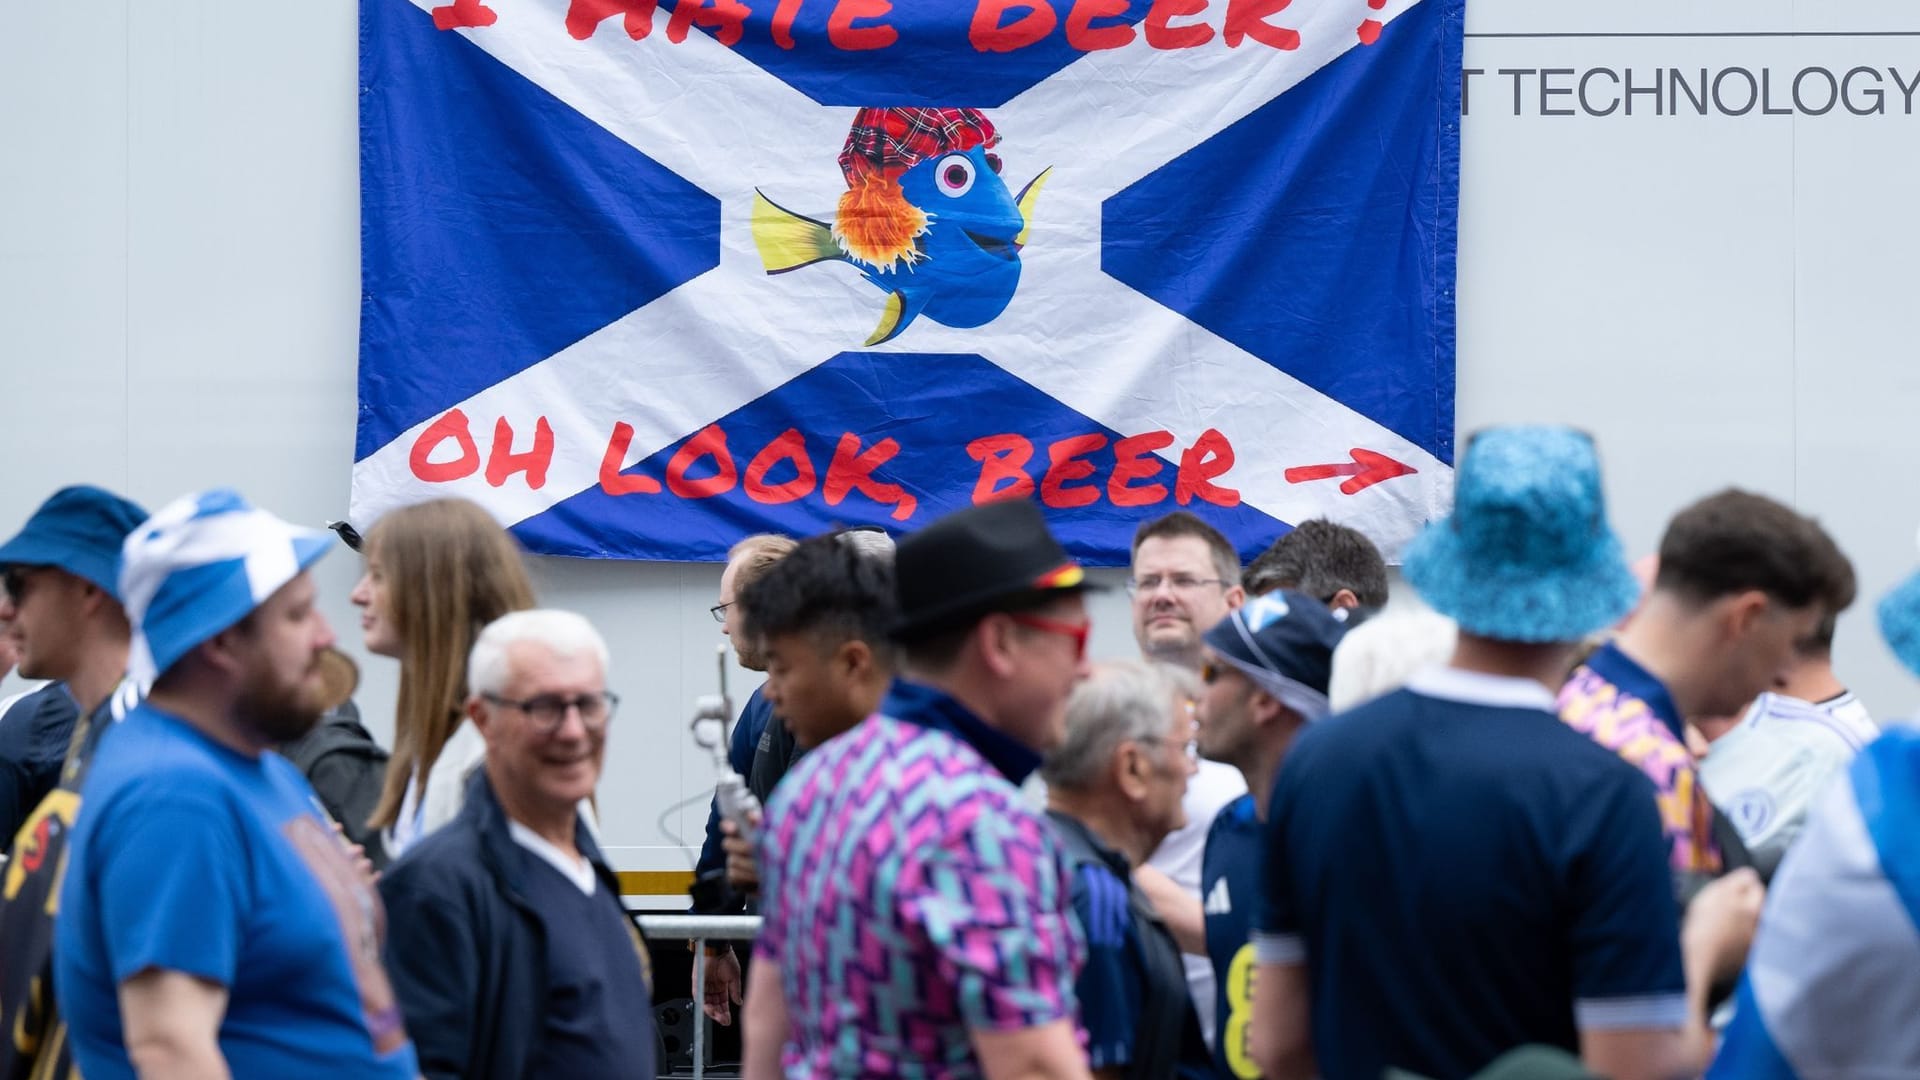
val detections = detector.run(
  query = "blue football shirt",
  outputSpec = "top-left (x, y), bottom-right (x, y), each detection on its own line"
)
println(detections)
top-left (1257, 668), bottom-right (1687, 1080)
top-left (1201, 793), bottom-right (1263, 1078)
top-left (56, 705), bottom-right (417, 1079)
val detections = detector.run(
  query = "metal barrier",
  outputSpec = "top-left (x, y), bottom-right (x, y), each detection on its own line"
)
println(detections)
top-left (635, 914), bottom-right (762, 1080)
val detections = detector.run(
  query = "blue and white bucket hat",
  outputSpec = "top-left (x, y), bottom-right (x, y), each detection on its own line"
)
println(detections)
top-left (1402, 426), bottom-right (1639, 644)
top-left (1201, 590), bottom-right (1349, 721)
top-left (119, 489), bottom-right (332, 686)
top-left (1878, 527), bottom-right (1920, 680)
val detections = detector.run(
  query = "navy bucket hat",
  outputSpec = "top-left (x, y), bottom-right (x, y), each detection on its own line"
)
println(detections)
top-left (1402, 426), bottom-right (1639, 644)
top-left (0, 485), bottom-right (151, 600)
top-left (1202, 590), bottom-right (1350, 720)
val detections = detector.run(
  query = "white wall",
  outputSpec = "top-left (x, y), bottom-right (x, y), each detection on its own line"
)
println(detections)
top-left (7, 0), bottom-right (1920, 896)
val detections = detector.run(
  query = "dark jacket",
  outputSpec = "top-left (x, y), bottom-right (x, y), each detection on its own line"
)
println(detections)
top-left (379, 769), bottom-right (647, 1080)
top-left (0, 683), bottom-right (79, 844)
top-left (280, 701), bottom-right (390, 869)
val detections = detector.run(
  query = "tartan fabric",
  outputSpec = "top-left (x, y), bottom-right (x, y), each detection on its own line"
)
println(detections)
top-left (837, 107), bottom-right (998, 183)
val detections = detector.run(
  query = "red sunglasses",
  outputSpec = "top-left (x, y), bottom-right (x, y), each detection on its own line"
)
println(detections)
top-left (1006, 612), bottom-right (1091, 660)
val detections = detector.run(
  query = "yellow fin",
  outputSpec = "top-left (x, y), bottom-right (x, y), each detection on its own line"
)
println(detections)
top-left (865, 293), bottom-right (906, 346)
top-left (1014, 166), bottom-right (1053, 249)
top-left (752, 190), bottom-right (843, 273)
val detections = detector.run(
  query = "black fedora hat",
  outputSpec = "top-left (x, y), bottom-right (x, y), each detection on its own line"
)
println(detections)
top-left (892, 500), bottom-right (1093, 642)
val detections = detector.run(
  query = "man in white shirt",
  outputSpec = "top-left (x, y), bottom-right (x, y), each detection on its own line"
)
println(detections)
top-left (1696, 603), bottom-right (1876, 880)
top-left (1127, 511), bottom-right (1248, 1044)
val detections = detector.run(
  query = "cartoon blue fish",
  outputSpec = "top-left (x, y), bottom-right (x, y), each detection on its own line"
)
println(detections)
top-left (751, 107), bottom-right (1050, 347)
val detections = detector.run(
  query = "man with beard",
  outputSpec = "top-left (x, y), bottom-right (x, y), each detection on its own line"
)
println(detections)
top-left (55, 490), bottom-right (417, 1079)
top-left (0, 484), bottom-right (147, 1080)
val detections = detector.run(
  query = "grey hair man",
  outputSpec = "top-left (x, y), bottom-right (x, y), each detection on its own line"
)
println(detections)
top-left (381, 610), bottom-right (655, 1080)
top-left (1043, 661), bottom-right (1211, 1080)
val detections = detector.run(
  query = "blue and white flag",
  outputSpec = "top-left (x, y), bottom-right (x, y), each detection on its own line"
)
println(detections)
top-left (1710, 727), bottom-right (1920, 1077)
top-left (352, 0), bottom-right (1461, 562)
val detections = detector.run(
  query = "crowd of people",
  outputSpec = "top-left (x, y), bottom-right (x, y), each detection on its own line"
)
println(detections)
top-left (0, 420), bottom-right (1915, 1078)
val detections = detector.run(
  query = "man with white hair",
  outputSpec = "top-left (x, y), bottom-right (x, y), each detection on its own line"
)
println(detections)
top-left (380, 609), bottom-right (655, 1080)
top-left (55, 489), bottom-right (416, 1079)
top-left (1042, 661), bottom-right (1211, 1080)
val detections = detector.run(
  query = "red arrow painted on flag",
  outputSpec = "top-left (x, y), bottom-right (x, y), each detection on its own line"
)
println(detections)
top-left (1284, 449), bottom-right (1417, 495)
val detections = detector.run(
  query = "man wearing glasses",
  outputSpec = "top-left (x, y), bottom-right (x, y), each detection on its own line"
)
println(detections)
top-left (1127, 510), bottom-right (1250, 1048)
top-left (693, 533), bottom-right (794, 1025)
top-left (381, 610), bottom-right (654, 1080)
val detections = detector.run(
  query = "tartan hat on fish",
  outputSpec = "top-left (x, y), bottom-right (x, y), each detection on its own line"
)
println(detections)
top-left (835, 107), bottom-right (998, 272)
top-left (0, 485), bottom-right (149, 600)
top-left (119, 488), bottom-right (332, 685)
top-left (1402, 426), bottom-right (1639, 643)
top-left (891, 499), bottom-right (1093, 642)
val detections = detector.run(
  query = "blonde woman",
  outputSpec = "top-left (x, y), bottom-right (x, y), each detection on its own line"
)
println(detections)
top-left (350, 498), bottom-right (536, 861)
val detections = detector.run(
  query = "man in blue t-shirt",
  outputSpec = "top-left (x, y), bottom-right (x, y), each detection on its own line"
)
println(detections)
top-left (1192, 590), bottom-right (1349, 1078)
top-left (55, 490), bottom-right (417, 1079)
top-left (1248, 427), bottom-right (1764, 1080)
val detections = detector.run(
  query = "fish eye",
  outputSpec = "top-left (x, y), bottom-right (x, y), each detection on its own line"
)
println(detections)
top-left (935, 154), bottom-right (975, 199)
top-left (985, 152), bottom-right (1003, 175)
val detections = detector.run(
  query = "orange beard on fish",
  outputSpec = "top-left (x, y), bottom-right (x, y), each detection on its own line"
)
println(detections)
top-left (834, 171), bottom-right (928, 272)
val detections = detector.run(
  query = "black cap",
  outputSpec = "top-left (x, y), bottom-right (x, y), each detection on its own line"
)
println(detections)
top-left (891, 500), bottom-right (1092, 642)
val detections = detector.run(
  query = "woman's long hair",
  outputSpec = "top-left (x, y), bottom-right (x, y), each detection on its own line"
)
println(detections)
top-left (365, 498), bottom-right (536, 830)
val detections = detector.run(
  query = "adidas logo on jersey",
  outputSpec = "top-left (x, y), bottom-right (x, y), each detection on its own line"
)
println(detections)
top-left (1205, 877), bottom-right (1232, 916)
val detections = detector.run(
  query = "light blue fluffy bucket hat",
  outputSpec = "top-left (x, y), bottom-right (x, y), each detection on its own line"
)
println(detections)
top-left (1877, 533), bottom-right (1920, 679)
top-left (1403, 426), bottom-right (1639, 643)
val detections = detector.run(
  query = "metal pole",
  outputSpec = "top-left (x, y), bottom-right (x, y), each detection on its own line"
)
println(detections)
top-left (692, 944), bottom-right (706, 1080)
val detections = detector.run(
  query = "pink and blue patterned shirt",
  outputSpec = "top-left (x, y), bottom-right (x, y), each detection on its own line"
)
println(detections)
top-left (1559, 642), bottom-right (1721, 881)
top-left (755, 679), bottom-right (1084, 1078)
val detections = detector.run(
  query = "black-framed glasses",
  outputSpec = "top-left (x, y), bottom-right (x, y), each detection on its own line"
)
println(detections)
top-left (708, 601), bottom-right (733, 624)
top-left (1125, 574), bottom-right (1230, 597)
top-left (482, 691), bottom-right (620, 733)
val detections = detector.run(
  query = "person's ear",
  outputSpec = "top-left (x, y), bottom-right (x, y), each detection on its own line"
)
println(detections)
top-left (978, 616), bottom-right (1022, 679)
top-left (467, 695), bottom-right (494, 739)
top-left (1248, 687), bottom-right (1285, 729)
top-left (1224, 584), bottom-right (1247, 611)
top-left (1115, 743), bottom-right (1151, 801)
top-left (1722, 590), bottom-right (1769, 640)
top-left (837, 638), bottom-right (870, 680)
top-left (1328, 588), bottom-right (1360, 612)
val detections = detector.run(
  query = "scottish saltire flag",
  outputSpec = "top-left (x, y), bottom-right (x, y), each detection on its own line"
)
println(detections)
top-left (1709, 728), bottom-right (1920, 1077)
top-left (353, 0), bottom-right (1461, 562)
